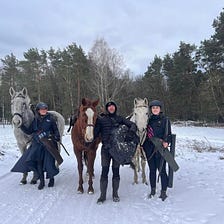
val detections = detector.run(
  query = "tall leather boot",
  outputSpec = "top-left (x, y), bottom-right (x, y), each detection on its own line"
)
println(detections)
top-left (159, 190), bottom-right (168, 201)
top-left (97, 178), bottom-right (108, 204)
top-left (48, 178), bottom-right (54, 187)
top-left (37, 163), bottom-right (45, 190)
top-left (148, 187), bottom-right (156, 198)
top-left (112, 178), bottom-right (120, 202)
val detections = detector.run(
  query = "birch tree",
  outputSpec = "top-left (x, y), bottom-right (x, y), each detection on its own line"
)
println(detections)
top-left (88, 38), bottom-right (129, 107)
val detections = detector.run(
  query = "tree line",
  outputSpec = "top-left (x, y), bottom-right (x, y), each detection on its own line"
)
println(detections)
top-left (0, 10), bottom-right (224, 123)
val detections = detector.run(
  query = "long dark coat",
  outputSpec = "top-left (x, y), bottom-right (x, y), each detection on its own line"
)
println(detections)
top-left (11, 113), bottom-right (60, 179)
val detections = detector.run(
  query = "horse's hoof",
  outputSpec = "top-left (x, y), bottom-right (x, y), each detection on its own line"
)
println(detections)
top-left (88, 190), bottom-right (94, 194)
top-left (30, 180), bottom-right (37, 184)
top-left (20, 180), bottom-right (27, 185)
top-left (77, 187), bottom-right (84, 194)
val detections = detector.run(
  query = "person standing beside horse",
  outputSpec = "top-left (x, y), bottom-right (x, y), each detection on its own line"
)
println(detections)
top-left (94, 101), bottom-right (137, 204)
top-left (143, 100), bottom-right (172, 201)
top-left (11, 102), bottom-right (61, 190)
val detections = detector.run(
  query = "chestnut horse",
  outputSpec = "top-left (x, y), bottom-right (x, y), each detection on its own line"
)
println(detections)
top-left (71, 98), bottom-right (100, 194)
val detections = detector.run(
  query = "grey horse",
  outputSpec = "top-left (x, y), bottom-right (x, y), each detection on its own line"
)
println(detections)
top-left (130, 98), bottom-right (149, 185)
top-left (9, 87), bottom-right (65, 184)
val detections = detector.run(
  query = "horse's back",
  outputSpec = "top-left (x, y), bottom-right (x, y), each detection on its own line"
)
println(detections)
top-left (48, 111), bottom-right (65, 137)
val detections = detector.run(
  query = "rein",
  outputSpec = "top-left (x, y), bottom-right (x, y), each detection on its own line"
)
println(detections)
top-left (138, 128), bottom-right (147, 147)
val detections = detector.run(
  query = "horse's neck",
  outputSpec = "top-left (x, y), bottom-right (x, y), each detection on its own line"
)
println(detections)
top-left (23, 108), bottom-right (34, 127)
top-left (130, 115), bottom-right (135, 122)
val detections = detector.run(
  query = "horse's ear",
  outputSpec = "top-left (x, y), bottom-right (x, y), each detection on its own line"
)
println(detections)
top-left (82, 98), bottom-right (87, 106)
top-left (92, 99), bottom-right (99, 108)
top-left (9, 87), bottom-right (16, 98)
top-left (134, 98), bottom-right (138, 107)
top-left (22, 87), bottom-right (28, 97)
top-left (144, 98), bottom-right (148, 106)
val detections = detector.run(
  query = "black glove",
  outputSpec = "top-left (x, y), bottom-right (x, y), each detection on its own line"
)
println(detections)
top-left (125, 131), bottom-right (135, 142)
top-left (38, 131), bottom-right (48, 139)
top-left (54, 135), bottom-right (60, 142)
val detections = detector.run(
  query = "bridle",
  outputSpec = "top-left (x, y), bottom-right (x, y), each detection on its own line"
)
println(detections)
top-left (134, 105), bottom-right (149, 147)
top-left (11, 94), bottom-right (29, 124)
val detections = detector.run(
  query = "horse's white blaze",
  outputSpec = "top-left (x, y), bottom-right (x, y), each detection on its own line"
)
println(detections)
top-left (85, 108), bottom-right (94, 142)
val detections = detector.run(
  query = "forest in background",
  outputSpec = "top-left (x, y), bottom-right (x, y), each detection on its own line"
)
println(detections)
top-left (0, 10), bottom-right (223, 124)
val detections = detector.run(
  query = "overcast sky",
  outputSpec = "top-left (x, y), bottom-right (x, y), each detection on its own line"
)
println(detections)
top-left (1, 0), bottom-right (223, 75)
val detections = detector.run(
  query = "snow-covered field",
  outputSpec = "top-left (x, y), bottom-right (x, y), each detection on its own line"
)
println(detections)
top-left (0, 124), bottom-right (224, 224)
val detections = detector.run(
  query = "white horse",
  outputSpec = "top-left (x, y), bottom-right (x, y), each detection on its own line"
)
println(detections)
top-left (9, 87), bottom-right (65, 184)
top-left (130, 98), bottom-right (149, 184)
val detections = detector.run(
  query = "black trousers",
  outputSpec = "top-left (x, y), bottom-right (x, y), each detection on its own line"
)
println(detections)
top-left (100, 147), bottom-right (120, 180)
top-left (147, 152), bottom-right (168, 191)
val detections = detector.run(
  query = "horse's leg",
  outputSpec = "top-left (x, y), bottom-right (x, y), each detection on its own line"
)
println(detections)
top-left (87, 151), bottom-right (96, 194)
top-left (132, 150), bottom-right (139, 184)
top-left (30, 171), bottom-right (39, 184)
top-left (137, 147), bottom-right (141, 172)
top-left (75, 150), bottom-right (84, 193)
top-left (20, 172), bottom-right (28, 185)
top-left (19, 145), bottom-right (28, 184)
top-left (141, 156), bottom-right (147, 185)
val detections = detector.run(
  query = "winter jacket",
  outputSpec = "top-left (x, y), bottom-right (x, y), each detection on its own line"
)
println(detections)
top-left (143, 113), bottom-right (171, 155)
top-left (21, 113), bottom-right (60, 142)
top-left (12, 113), bottom-right (60, 178)
top-left (94, 113), bottom-right (137, 148)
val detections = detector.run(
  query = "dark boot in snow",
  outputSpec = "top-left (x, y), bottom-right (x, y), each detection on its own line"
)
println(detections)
top-left (148, 188), bottom-right (156, 198)
top-left (37, 163), bottom-right (45, 190)
top-left (112, 178), bottom-right (120, 202)
top-left (97, 178), bottom-right (108, 204)
top-left (38, 174), bottom-right (45, 190)
top-left (159, 190), bottom-right (168, 201)
top-left (48, 178), bottom-right (54, 187)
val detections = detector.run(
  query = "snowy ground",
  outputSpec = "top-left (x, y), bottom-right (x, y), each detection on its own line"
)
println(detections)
top-left (0, 124), bottom-right (224, 224)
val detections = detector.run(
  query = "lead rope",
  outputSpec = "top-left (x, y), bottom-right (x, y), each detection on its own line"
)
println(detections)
top-left (138, 129), bottom-right (147, 160)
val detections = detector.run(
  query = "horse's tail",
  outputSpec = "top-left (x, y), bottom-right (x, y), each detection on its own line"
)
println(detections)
top-left (83, 151), bottom-right (88, 167)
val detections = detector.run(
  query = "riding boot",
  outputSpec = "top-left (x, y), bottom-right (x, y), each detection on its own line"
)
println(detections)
top-left (37, 163), bottom-right (45, 190)
top-left (97, 178), bottom-right (108, 204)
top-left (148, 187), bottom-right (156, 198)
top-left (112, 178), bottom-right (120, 202)
top-left (48, 178), bottom-right (54, 187)
top-left (159, 190), bottom-right (168, 201)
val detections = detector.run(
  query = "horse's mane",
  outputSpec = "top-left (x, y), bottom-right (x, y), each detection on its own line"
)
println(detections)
top-left (12, 87), bottom-right (31, 106)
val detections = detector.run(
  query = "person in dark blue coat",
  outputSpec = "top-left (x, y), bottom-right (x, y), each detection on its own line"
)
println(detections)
top-left (143, 100), bottom-right (172, 201)
top-left (94, 101), bottom-right (137, 204)
top-left (12, 102), bottom-right (61, 190)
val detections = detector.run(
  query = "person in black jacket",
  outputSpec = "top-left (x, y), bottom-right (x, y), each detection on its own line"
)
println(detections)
top-left (94, 101), bottom-right (137, 204)
top-left (143, 100), bottom-right (172, 201)
top-left (14, 102), bottom-right (61, 190)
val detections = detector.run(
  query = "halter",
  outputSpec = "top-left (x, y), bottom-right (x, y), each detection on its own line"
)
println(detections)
top-left (11, 94), bottom-right (30, 125)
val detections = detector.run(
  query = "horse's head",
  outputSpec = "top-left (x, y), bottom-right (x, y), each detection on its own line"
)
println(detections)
top-left (79, 98), bottom-right (99, 143)
top-left (9, 87), bottom-right (31, 128)
top-left (132, 98), bottom-right (149, 134)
